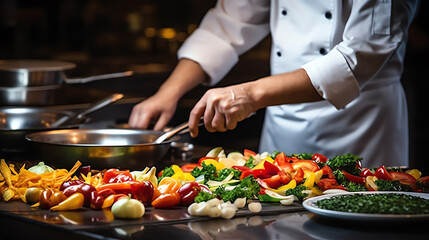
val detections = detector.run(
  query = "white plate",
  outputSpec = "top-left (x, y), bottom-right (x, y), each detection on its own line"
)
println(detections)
top-left (302, 191), bottom-right (429, 221)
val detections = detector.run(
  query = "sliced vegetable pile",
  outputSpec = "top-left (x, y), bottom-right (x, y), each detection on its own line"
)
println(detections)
top-left (1, 147), bottom-right (429, 220)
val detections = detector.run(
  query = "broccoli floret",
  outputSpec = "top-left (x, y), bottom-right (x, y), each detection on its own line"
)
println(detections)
top-left (194, 191), bottom-right (215, 203)
top-left (216, 168), bottom-right (241, 181)
top-left (213, 175), bottom-right (260, 202)
top-left (158, 166), bottom-right (175, 181)
top-left (344, 182), bottom-right (367, 192)
top-left (333, 169), bottom-right (347, 185)
top-left (285, 185), bottom-right (309, 202)
top-left (326, 154), bottom-right (362, 175)
top-left (244, 156), bottom-right (256, 169)
top-left (375, 179), bottom-right (405, 191)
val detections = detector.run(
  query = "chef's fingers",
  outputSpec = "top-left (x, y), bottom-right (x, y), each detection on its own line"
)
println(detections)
top-left (189, 99), bottom-right (206, 138)
top-left (225, 110), bottom-right (238, 130)
top-left (211, 111), bottom-right (227, 132)
top-left (128, 106), bottom-right (150, 129)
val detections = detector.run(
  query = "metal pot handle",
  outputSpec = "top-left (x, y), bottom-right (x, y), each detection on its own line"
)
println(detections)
top-left (64, 71), bottom-right (133, 84)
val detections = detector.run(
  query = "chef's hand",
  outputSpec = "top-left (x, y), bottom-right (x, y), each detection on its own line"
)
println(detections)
top-left (189, 85), bottom-right (256, 138)
top-left (128, 92), bottom-right (177, 131)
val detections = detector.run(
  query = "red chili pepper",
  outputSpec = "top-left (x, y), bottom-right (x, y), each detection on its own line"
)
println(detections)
top-left (375, 166), bottom-right (393, 181)
top-left (178, 181), bottom-right (201, 206)
top-left (342, 170), bottom-right (366, 184)
top-left (62, 183), bottom-right (96, 207)
top-left (312, 153), bottom-right (328, 163)
top-left (359, 168), bottom-right (375, 177)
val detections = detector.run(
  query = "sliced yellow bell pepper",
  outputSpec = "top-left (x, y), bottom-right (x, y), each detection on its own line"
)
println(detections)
top-left (406, 169), bottom-right (422, 180)
top-left (171, 165), bottom-right (183, 174)
top-left (273, 179), bottom-right (297, 195)
top-left (314, 169), bottom-right (323, 184)
top-left (303, 172), bottom-right (316, 189)
top-left (201, 159), bottom-right (225, 171)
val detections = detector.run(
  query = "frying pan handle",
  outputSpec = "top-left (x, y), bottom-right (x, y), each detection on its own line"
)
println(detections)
top-left (64, 71), bottom-right (133, 84)
top-left (76, 93), bottom-right (124, 120)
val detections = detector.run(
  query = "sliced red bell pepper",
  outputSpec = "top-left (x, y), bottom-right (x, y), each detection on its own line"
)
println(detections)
top-left (375, 166), bottom-right (393, 181)
top-left (262, 175), bottom-right (282, 189)
top-left (342, 170), bottom-right (365, 184)
top-left (274, 152), bottom-right (294, 172)
top-left (263, 160), bottom-right (280, 176)
top-left (96, 181), bottom-right (154, 204)
top-left (316, 178), bottom-right (346, 191)
top-left (390, 171), bottom-right (418, 190)
top-left (180, 163), bottom-right (201, 173)
top-left (256, 178), bottom-right (270, 189)
top-left (240, 169), bottom-right (267, 180)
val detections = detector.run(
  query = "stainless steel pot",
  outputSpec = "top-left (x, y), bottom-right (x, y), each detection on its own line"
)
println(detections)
top-left (25, 129), bottom-right (180, 170)
top-left (0, 59), bottom-right (133, 87)
top-left (0, 59), bottom-right (132, 105)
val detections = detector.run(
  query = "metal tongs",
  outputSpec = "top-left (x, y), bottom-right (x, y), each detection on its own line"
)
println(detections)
top-left (153, 112), bottom-right (255, 144)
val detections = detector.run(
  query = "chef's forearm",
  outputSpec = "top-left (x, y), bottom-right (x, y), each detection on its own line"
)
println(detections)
top-left (157, 58), bottom-right (207, 101)
top-left (248, 68), bottom-right (323, 110)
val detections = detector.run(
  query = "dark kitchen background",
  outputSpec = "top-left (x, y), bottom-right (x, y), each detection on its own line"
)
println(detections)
top-left (0, 0), bottom-right (428, 174)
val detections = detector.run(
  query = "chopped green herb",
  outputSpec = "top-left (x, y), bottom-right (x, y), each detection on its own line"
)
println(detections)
top-left (315, 193), bottom-right (429, 214)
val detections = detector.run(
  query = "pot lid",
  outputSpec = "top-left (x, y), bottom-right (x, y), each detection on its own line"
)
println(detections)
top-left (0, 60), bottom-right (76, 72)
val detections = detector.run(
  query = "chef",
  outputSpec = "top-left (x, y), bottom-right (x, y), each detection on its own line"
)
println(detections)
top-left (129, 0), bottom-right (419, 168)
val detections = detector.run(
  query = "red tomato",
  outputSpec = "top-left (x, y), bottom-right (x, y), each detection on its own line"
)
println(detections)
top-left (278, 170), bottom-right (291, 184)
top-left (342, 170), bottom-right (365, 184)
top-left (262, 175), bottom-right (282, 189)
top-left (292, 160), bottom-right (320, 172)
top-left (390, 171), bottom-right (417, 190)
top-left (375, 166), bottom-right (393, 181)
top-left (316, 178), bottom-right (346, 191)
top-left (292, 167), bottom-right (304, 184)
top-left (180, 163), bottom-right (200, 173)
top-left (312, 153), bottom-right (328, 163)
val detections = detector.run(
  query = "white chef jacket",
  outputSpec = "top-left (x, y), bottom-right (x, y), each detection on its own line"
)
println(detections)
top-left (178, 0), bottom-right (419, 168)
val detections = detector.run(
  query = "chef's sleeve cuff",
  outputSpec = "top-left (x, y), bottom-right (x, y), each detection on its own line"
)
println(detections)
top-left (178, 29), bottom-right (239, 86)
top-left (301, 48), bottom-right (360, 109)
